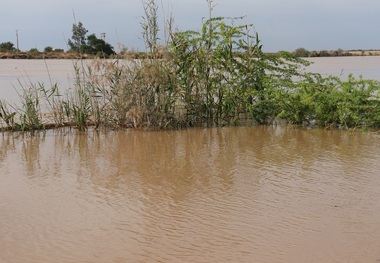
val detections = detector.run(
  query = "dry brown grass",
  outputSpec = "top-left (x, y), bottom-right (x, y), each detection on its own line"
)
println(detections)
top-left (347, 50), bottom-right (380, 56)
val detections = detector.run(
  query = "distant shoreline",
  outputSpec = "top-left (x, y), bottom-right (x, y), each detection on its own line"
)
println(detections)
top-left (311, 49), bottom-right (380, 57)
top-left (1, 49), bottom-right (380, 60)
top-left (0, 52), bottom-right (100, 60)
top-left (343, 50), bottom-right (380, 56)
top-left (271, 49), bottom-right (380, 57)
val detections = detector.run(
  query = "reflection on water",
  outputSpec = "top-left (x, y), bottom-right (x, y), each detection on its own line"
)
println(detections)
top-left (1, 126), bottom-right (380, 263)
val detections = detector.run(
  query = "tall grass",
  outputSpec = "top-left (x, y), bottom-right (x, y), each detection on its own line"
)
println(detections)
top-left (1, 0), bottom-right (380, 133)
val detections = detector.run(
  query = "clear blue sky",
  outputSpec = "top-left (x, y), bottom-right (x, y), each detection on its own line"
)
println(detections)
top-left (1, 0), bottom-right (379, 52)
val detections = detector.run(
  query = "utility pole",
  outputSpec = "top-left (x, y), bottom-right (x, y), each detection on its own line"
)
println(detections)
top-left (100, 33), bottom-right (106, 41)
top-left (15, 30), bottom-right (19, 52)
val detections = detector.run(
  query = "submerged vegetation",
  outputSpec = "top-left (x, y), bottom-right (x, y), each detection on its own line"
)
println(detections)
top-left (1, 0), bottom-right (380, 133)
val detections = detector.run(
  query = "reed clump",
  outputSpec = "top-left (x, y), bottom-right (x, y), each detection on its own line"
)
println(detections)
top-left (1, 0), bottom-right (380, 133)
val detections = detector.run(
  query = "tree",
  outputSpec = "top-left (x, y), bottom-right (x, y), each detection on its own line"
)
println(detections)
top-left (44, 46), bottom-right (54, 52)
top-left (28, 48), bottom-right (40, 54)
top-left (68, 21), bottom-right (88, 52)
top-left (84, 34), bottom-right (115, 57)
top-left (0, 42), bottom-right (16, 52)
top-left (293, 47), bottom-right (310, 57)
top-left (67, 22), bottom-right (115, 57)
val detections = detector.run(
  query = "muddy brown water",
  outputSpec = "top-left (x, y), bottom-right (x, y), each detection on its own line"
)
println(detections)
top-left (1, 126), bottom-right (380, 263)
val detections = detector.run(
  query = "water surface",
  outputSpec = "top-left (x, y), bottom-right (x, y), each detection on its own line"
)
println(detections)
top-left (306, 56), bottom-right (380, 80)
top-left (0, 56), bottom-right (380, 105)
top-left (1, 126), bottom-right (380, 262)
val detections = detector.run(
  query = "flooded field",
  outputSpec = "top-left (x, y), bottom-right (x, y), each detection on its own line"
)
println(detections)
top-left (1, 56), bottom-right (380, 105)
top-left (1, 126), bottom-right (380, 262)
top-left (305, 56), bottom-right (380, 80)
top-left (0, 59), bottom-right (80, 105)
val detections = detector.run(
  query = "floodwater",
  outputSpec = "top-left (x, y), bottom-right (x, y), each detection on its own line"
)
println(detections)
top-left (1, 56), bottom-right (380, 104)
top-left (0, 59), bottom-right (81, 105)
top-left (1, 126), bottom-right (380, 263)
top-left (305, 56), bottom-right (380, 80)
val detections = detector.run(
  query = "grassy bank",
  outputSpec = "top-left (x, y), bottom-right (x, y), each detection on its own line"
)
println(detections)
top-left (1, 0), bottom-right (380, 133)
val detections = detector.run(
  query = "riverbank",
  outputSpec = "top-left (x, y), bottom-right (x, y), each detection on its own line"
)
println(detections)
top-left (1, 49), bottom-right (380, 60)
top-left (0, 51), bottom-right (161, 60)
top-left (317, 49), bottom-right (380, 57)
top-left (348, 50), bottom-right (380, 56)
top-left (0, 51), bottom-right (102, 59)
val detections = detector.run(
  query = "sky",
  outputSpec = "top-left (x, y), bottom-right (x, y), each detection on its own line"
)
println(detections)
top-left (1, 0), bottom-right (380, 53)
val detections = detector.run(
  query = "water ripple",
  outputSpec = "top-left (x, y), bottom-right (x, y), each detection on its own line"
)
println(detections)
top-left (1, 127), bottom-right (380, 262)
